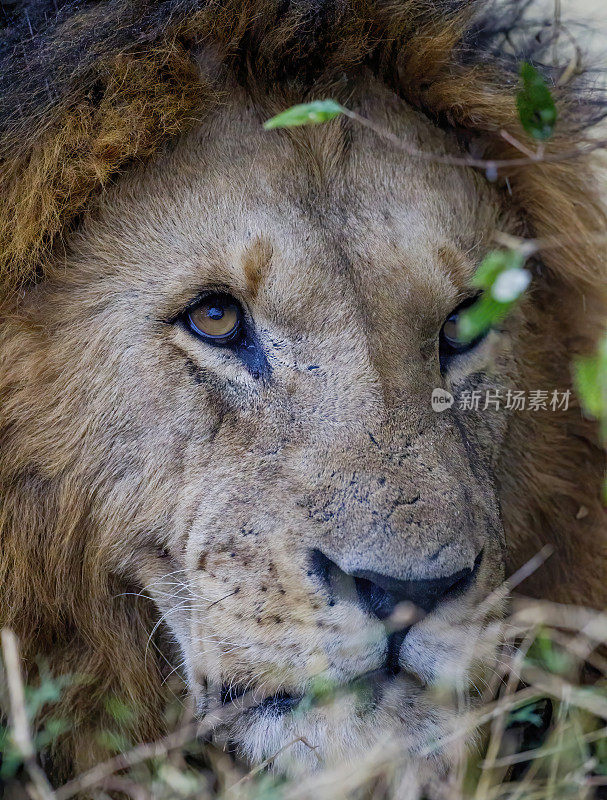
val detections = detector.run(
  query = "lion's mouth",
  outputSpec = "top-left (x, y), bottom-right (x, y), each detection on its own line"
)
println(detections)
top-left (219, 632), bottom-right (423, 716)
top-left (220, 683), bottom-right (301, 714)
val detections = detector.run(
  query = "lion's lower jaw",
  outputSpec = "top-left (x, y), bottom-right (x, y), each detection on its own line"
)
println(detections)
top-left (210, 677), bottom-right (468, 779)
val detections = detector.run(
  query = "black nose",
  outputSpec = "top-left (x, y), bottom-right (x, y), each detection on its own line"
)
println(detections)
top-left (309, 549), bottom-right (482, 620)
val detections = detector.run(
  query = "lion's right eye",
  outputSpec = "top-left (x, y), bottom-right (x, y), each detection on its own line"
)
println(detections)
top-left (185, 293), bottom-right (243, 346)
top-left (439, 294), bottom-right (486, 373)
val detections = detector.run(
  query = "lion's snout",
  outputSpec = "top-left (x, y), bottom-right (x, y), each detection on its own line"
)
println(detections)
top-left (307, 546), bottom-right (483, 674)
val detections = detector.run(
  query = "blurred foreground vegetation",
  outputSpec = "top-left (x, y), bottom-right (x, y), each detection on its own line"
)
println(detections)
top-left (2, 598), bottom-right (607, 799)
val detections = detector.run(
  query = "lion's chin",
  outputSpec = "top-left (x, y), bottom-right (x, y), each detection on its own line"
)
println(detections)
top-left (207, 672), bottom-right (464, 780)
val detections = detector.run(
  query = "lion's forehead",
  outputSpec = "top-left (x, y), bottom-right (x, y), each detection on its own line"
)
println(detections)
top-left (62, 80), bottom-right (502, 338)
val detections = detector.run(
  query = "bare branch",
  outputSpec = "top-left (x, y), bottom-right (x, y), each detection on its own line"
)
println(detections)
top-left (100, 776), bottom-right (152, 800)
top-left (499, 129), bottom-right (540, 159)
top-left (340, 108), bottom-right (607, 174)
top-left (1, 628), bottom-right (57, 800)
top-left (230, 736), bottom-right (320, 789)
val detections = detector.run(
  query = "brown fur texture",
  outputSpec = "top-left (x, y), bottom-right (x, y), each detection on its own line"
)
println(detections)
top-left (0, 0), bottom-right (606, 789)
top-left (0, 0), bottom-right (603, 296)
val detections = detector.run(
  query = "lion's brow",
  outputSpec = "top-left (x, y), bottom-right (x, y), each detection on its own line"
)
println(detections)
top-left (242, 235), bottom-right (273, 299)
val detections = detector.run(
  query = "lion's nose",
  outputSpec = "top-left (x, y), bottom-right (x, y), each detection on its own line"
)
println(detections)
top-left (350, 562), bottom-right (479, 617)
top-left (309, 549), bottom-right (482, 619)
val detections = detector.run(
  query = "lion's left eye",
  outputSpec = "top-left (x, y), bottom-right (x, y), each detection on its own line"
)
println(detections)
top-left (185, 293), bottom-right (242, 345)
top-left (439, 296), bottom-right (485, 371)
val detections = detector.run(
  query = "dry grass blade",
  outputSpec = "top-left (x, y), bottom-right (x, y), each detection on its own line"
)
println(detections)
top-left (54, 693), bottom-right (259, 800)
top-left (1, 599), bottom-right (607, 800)
top-left (229, 737), bottom-right (320, 790)
top-left (1, 628), bottom-right (57, 800)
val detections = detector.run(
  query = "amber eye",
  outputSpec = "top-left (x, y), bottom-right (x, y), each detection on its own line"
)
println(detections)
top-left (440, 314), bottom-right (460, 349)
top-left (439, 295), bottom-right (485, 371)
top-left (186, 294), bottom-right (242, 345)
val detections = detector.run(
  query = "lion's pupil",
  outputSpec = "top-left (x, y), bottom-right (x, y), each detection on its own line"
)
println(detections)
top-left (188, 297), bottom-right (240, 340)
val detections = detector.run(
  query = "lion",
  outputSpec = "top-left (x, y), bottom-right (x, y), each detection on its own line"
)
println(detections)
top-left (0, 0), bottom-right (605, 790)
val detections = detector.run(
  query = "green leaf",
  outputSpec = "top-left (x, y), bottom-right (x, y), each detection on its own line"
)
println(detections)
top-left (95, 729), bottom-right (132, 753)
top-left (507, 702), bottom-right (545, 728)
top-left (516, 62), bottom-right (558, 141)
top-left (263, 100), bottom-right (344, 130)
top-left (457, 249), bottom-right (531, 343)
top-left (471, 250), bottom-right (526, 289)
top-left (297, 674), bottom-right (338, 714)
top-left (595, 735), bottom-right (607, 775)
top-left (0, 748), bottom-right (23, 779)
top-left (574, 357), bottom-right (603, 417)
top-left (573, 334), bottom-right (607, 502)
top-left (0, 725), bottom-right (22, 779)
top-left (34, 718), bottom-right (69, 751)
top-left (457, 295), bottom-right (509, 343)
top-left (526, 630), bottom-right (574, 675)
top-left (573, 334), bottom-right (607, 421)
top-left (104, 694), bottom-right (136, 724)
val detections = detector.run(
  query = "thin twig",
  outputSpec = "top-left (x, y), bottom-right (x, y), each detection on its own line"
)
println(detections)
top-left (499, 129), bottom-right (540, 159)
top-left (552, 0), bottom-right (562, 68)
top-left (230, 736), bottom-right (320, 789)
top-left (484, 725), bottom-right (607, 769)
top-left (472, 545), bottom-right (554, 622)
top-left (100, 776), bottom-right (152, 800)
top-left (474, 627), bottom-right (539, 799)
top-left (54, 721), bottom-right (201, 799)
top-left (493, 228), bottom-right (607, 258)
top-left (340, 108), bottom-right (607, 173)
top-left (418, 685), bottom-right (543, 758)
top-left (1, 628), bottom-right (57, 800)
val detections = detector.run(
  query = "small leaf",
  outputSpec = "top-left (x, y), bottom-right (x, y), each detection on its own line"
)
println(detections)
top-left (573, 334), bottom-right (607, 421)
top-left (507, 704), bottom-right (544, 728)
top-left (0, 748), bottom-right (23, 779)
top-left (516, 62), bottom-right (557, 141)
top-left (22, 666), bottom-right (72, 719)
top-left (263, 100), bottom-right (344, 130)
top-left (471, 250), bottom-right (525, 289)
top-left (595, 735), bottom-right (607, 775)
top-left (457, 295), bottom-right (508, 343)
top-left (104, 694), bottom-right (136, 724)
top-left (574, 357), bottom-right (603, 418)
top-left (573, 333), bottom-right (607, 502)
top-left (457, 249), bottom-right (531, 343)
top-left (526, 629), bottom-right (574, 675)
top-left (95, 729), bottom-right (132, 753)
top-left (34, 718), bottom-right (69, 751)
top-left (297, 674), bottom-right (338, 714)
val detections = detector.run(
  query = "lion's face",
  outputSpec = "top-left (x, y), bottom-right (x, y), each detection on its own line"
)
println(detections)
top-left (15, 80), bottom-right (515, 774)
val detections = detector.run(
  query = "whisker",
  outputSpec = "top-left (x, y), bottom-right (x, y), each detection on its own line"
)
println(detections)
top-left (206, 589), bottom-right (240, 610)
top-left (145, 597), bottom-right (192, 665)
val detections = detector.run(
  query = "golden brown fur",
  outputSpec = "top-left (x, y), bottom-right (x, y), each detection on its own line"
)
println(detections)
top-left (0, 0), bottom-right (606, 788)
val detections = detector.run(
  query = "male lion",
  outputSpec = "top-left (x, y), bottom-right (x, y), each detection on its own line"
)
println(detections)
top-left (0, 0), bottom-right (605, 790)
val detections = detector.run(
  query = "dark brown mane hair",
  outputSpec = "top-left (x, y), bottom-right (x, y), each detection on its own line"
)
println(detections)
top-left (0, 0), bottom-right (605, 784)
top-left (0, 0), bottom-right (604, 297)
